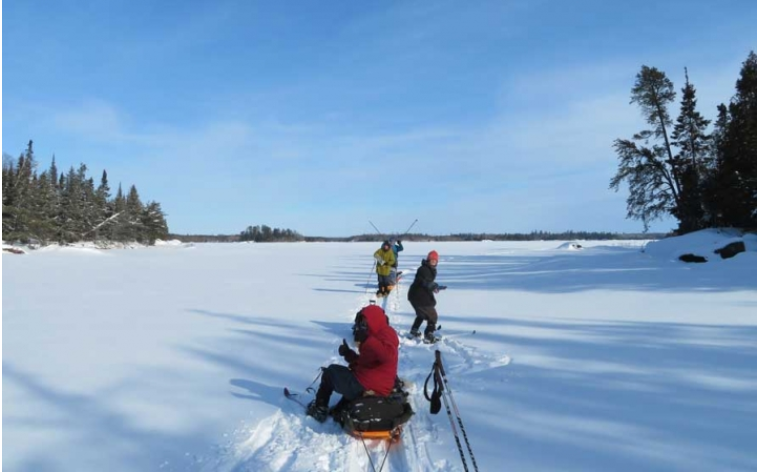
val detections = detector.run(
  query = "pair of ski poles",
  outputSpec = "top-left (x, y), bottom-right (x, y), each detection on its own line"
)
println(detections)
top-left (430, 349), bottom-right (479, 472)
top-left (364, 219), bottom-right (418, 297)
top-left (368, 219), bottom-right (418, 241)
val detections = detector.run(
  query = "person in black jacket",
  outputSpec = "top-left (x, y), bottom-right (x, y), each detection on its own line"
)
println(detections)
top-left (407, 250), bottom-right (445, 343)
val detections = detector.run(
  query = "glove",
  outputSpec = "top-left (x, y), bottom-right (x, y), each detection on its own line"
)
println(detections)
top-left (338, 339), bottom-right (350, 356)
top-left (438, 285), bottom-right (447, 291)
top-left (339, 338), bottom-right (358, 363)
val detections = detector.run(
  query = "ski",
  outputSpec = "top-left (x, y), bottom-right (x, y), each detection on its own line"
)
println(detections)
top-left (283, 387), bottom-right (310, 409)
top-left (440, 329), bottom-right (477, 340)
top-left (402, 331), bottom-right (441, 344)
top-left (402, 329), bottom-right (475, 344)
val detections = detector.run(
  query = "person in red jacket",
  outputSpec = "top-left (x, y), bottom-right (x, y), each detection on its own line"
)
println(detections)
top-left (306, 304), bottom-right (399, 422)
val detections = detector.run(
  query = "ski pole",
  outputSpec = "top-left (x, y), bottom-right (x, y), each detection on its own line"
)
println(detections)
top-left (437, 351), bottom-right (479, 471)
top-left (305, 368), bottom-right (324, 394)
top-left (435, 363), bottom-right (469, 472)
top-left (440, 329), bottom-right (477, 340)
top-left (400, 219), bottom-right (418, 237)
top-left (368, 220), bottom-right (384, 236)
top-left (364, 261), bottom-right (377, 296)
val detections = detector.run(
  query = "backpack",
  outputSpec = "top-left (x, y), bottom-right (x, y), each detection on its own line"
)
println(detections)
top-left (332, 379), bottom-right (414, 433)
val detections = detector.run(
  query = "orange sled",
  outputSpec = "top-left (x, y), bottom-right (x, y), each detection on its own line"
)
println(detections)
top-left (348, 426), bottom-right (403, 442)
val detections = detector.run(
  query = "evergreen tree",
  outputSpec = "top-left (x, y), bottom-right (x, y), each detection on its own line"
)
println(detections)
top-left (610, 66), bottom-right (682, 231)
top-left (705, 52), bottom-right (757, 230)
top-left (96, 170), bottom-right (111, 205)
top-left (2, 158), bottom-right (17, 237)
top-left (113, 183), bottom-right (126, 212)
top-left (8, 141), bottom-right (39, 240)
top-left (92, 170), bottom-right (112, 240)
top-left (109, 183), bottom-right (127, 241)
top-left (702, 104), bottom-right (730, 225)
top-left (59, 166), bottom-right (82, 241)
top-left (724, 51), bottom-right (756, 228)
top-left (2, 143), bottom-right (167, 244)
top-left (126, 185), bottom-right (143, 215)
top-left (42, 156), bottom-right (63, 241)
top-left (49, 155), bottom-right (59, 190)
top-left (79, 165), bottom-right (98, 235)
top-left (125, 185), bottom-right (144, 241)
top-left (670, 68), bottom-right (711, 233)
top-left (141, 201), bottom-right (169, 244)
top-left (28, 171), bottom-right (57, 240)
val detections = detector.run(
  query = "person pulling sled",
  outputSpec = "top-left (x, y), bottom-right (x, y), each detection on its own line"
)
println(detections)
top-left (373, 241), bottom-right (396, 298)
top-left (408, 250), bottom-right (446, 343)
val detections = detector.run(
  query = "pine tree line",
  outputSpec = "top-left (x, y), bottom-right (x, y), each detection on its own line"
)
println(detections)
top-left (305, 231), bottom-right (665, 242)
top-left (611, 51), bottom-right (756, 233)
top-left (239, 225), bottom-right (304, 242)
top-left (2, 140), bottom-right (169, 245)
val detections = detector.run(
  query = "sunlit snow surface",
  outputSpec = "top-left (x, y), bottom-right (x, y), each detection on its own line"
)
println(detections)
top-left (3, 232), bottom-right (756, 471)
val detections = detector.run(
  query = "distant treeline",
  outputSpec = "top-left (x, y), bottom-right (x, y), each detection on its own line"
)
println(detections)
top-left (239, 225), bottom-right (303, 242)
top-left (169, 225), bottom-right (304, 243)
top-left (169, 229), bottom-right (666, 243)
top-left (307, 231), bottom-right (667, 242)
top-left (2, 141), bottom-right (168, 244)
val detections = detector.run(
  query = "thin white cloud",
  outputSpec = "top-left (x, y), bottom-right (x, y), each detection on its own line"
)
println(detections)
top-left (34, 49), bottom-right (743, 235)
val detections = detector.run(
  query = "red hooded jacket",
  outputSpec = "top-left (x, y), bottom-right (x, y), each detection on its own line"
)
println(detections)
top-left (352, 305), bottom-right (399, 396)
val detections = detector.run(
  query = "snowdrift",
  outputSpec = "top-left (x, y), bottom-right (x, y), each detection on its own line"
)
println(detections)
top-left (644, 228), bottom-right (755, 263)
top-left (557, 241), bottom-right (583, 250)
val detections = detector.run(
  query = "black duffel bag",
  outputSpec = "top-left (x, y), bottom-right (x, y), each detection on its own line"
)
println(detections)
top-left (333, 384), bottom-right (414, 432)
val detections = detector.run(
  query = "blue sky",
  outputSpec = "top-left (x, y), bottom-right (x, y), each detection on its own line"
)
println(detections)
top-left (3, 0), bottom-right (755, 236)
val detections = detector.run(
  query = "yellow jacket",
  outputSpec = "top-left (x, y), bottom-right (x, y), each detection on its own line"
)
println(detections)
top-left (374, 247), bottom-right (396, 276)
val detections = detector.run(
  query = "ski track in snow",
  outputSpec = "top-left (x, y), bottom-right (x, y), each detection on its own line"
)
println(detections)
top-left (205, 269), bottom-right (509, 472)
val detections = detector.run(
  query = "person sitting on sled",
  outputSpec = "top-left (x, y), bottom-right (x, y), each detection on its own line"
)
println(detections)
top-left (307, 304), bottom-right (399, 422)
top-left (373, 240), bottom-right (396, 297)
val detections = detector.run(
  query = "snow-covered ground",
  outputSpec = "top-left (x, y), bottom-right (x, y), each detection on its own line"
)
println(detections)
top-left (3, 235), bottom-right (756, 471)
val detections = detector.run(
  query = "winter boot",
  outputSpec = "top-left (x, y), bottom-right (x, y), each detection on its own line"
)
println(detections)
top-left (409, 328), bottom-right (421, 338)
top-left (329, 396), bottom-right (350, 423)
top-left (306, 400), bottom-right (329, 423)
top-left (423, 329), bottom-right (440, 344)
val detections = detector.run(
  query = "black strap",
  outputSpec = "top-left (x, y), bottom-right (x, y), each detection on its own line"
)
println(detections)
top-left (305, 368), bottom-right (323, 395)
top-left (424, 364), bottom-right (443, 415)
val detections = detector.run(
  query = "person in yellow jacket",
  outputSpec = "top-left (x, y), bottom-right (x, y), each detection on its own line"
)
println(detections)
top-left (373, 240), bottom-right (396, 297)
